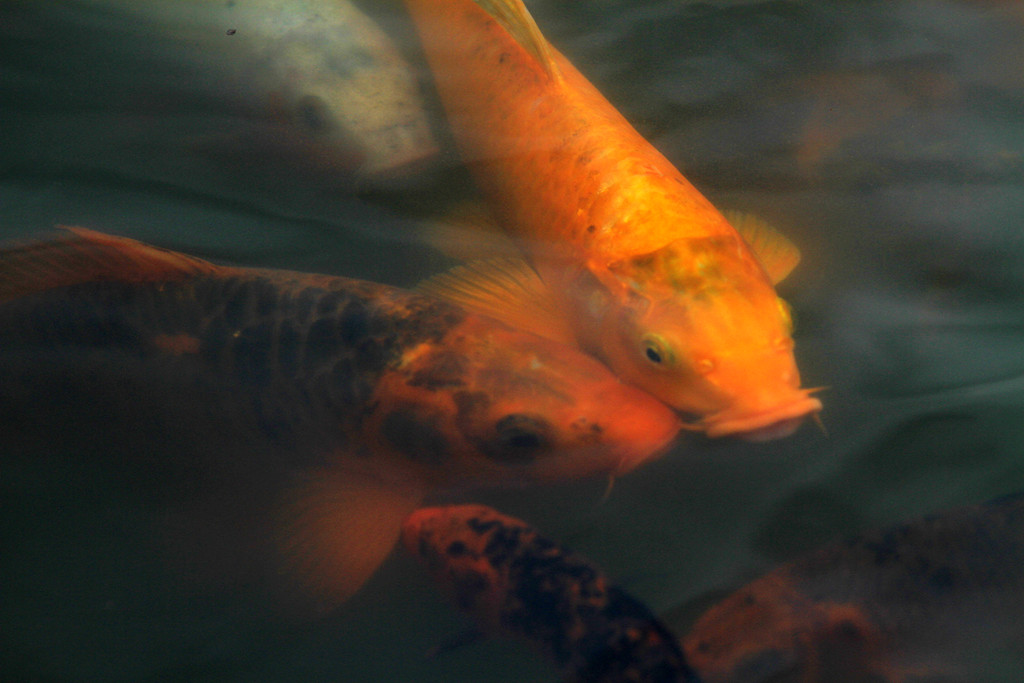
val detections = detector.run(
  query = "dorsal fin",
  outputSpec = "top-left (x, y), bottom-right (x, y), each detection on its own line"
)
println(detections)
top-left (723, 211), bottom-right (802, 285)
top-left (0, 227), bottom-right (227, 303)
top-left (474, 0), bottom-right (559, 79)
top-left (417, 257), bottom-right (576, 346)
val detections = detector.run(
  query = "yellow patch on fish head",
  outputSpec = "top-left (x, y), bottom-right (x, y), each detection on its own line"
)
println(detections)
top-left (371, 315), bottom-right (680, 489)
top-left (602, 236), bottom-right (820, 440)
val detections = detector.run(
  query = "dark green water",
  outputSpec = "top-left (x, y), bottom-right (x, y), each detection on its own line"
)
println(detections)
top-left (2, 1), bottom-right (1024, 680)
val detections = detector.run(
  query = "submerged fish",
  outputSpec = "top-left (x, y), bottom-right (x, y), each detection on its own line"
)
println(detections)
top-left (402, 504), bottom-right (701, 682)
top-left (0, 0), bottom-right (438, 195)
top-left (0, 229), bottom-right (680, 609)
top-left (681, 493), bottom-right (1024, 682)
top-left (402, 0), bottom-right (822, 440)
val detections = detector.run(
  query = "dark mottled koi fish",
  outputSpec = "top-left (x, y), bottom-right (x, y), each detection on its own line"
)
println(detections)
top-left (402, 504), bottom-right (702, 682)
top-left (0, 229), bottom-right (680, 609)
top-left (682, 493), bottom-right (1024, 682)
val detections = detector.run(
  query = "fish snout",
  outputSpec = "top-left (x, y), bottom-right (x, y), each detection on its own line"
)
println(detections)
top-left (585, 380), bottom-right (682, 475)
top-left (701, 392), bottom-right (822, 441)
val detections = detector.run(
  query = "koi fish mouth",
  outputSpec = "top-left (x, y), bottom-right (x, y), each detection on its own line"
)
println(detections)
top-left (700, 393), bottom-right (823, 442)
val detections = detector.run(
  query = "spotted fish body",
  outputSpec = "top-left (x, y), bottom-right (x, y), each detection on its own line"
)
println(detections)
top-left (403, 504), bottom-right (701, 682)
top-left (682, 493), bottom-right (1024, 682)
top-left (0, 229), bottom-right (681, 607)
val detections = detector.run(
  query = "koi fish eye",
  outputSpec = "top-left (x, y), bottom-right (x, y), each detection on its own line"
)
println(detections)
top-left (641, 333), bottom-right (674, 367)
top-left (488, 413), bottom-right (553, 462)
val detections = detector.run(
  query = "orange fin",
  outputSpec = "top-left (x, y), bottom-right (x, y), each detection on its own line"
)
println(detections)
top-left (417, 200), bottom-right (522, 263)
top-left (0, 228), bottom-right (225, 302)
top-left (274, 468), bottom-right (424, 612)
top-left (417, 258), bottom-right (576, 346)
top-left (724, 211), bottom-right (801, 284)
top-left (474, 0), bottom-right (560, 80)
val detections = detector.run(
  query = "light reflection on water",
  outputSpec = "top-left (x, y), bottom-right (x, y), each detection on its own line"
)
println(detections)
top-left (2, 0), bottom-right (1024, 680)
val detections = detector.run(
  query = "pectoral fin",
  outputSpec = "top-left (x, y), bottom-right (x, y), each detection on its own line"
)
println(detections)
top-left (274, 468), bottom-right (425, 611)
top-left (724, 211), bottom-right (801, 284)
top-left (417, 258), bottom-right (576, 346)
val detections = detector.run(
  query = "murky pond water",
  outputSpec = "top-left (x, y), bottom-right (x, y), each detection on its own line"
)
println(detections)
top-left (2, 1), bottom-right (1024, 680)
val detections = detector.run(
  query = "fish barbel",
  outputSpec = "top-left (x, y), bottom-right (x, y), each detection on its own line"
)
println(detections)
top-left (402, 0), bottom-right (822, 440)
top-left (0, 229), bottom-right (680, 608)
top-left (402, 504), bottom-right (701, 682)
top-left (681, 493), bottom-right (1024, 682)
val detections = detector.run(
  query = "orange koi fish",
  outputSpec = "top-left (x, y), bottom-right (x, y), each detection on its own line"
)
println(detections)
top-left (403, 0), bottom-right (821, 440)
top-left (0, 229), bottom-right (679, 609)
top-left (402, 504), bottom-right (701, 682)
top-left (682, 493), bottom-right (1024, 682)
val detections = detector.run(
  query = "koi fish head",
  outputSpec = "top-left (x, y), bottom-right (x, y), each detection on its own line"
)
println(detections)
top-left (596, 235), bottom-right (821, 440)
top-left (682, 576), bottom-right (888, 682)
top-left (401, 504), bottom-right (524, 629)
top-left (369, 313), bottom-right (681, 488)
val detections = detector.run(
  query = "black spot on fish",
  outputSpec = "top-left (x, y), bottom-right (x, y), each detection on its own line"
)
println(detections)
top-left (232, 319), bottom-right (274, 387)
top-left (292, 286), bottom-right (324, 323)
top-left (339, 299), bottom-right (370, 345)
top-left (447, 541), bottom-right (468, 557)
top-left (483, 525), bottom-right (532, 574)
top-left (410, 351), bottom-right (467, 390)
top-left (275, 319), bottom-right (302, 378)
top-left (316, 289), bottom-right (346, 316)
top-left (253, 280), bottom-right (278, 317)
top-left (354, 336), bottom-right (390, 375)
top-left (199, 313), bottom-right (231, 366)
top-left (382, 407), bottom-right (449, 464)
top-left (221, 279), bottom-right (253, 329)
top-left (467, 516), bottom-right (501, 536)
top-left (305, 316), bottom-right (340, 371)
